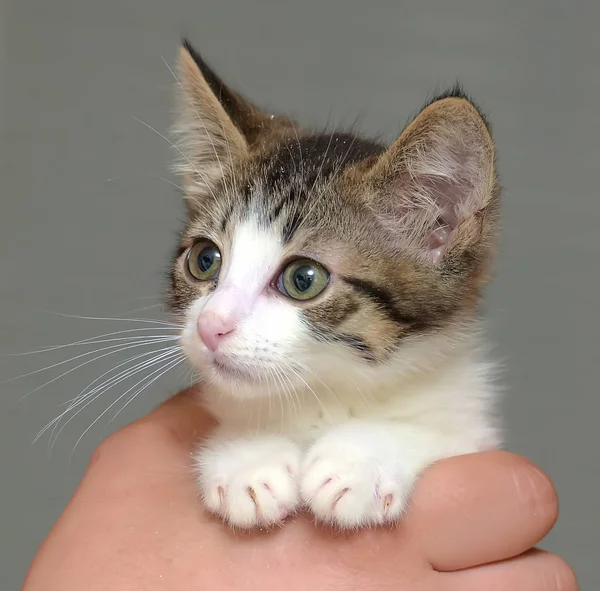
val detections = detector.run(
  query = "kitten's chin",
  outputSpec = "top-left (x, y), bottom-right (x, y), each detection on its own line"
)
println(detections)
top-left (185, 353), bottom-right (272, 399)
top-left (206, 365), bottom-right (274, 400)
top-left (211, 358), bottom-right (261, 383)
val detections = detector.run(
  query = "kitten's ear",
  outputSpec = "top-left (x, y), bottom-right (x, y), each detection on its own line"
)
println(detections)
top-left (365, 90), bottom-right (498, 265)
top-left (173, 41), bottom-right (247, 198)
top-left (173, 40), bottom-right (294, 199)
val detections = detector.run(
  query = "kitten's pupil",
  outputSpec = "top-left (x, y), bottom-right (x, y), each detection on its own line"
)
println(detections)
top-left (293, 265), bottom-right (315, 292)
top-left (199, 247), bottom-right (219, 272)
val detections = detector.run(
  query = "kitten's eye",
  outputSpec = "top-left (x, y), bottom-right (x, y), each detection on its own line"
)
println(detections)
top-left (187, 240), bottom-right (222, 281)
top-left (277, 259), bottom-right (330, 301)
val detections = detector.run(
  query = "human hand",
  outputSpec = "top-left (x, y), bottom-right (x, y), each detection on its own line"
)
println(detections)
top-left (23, 389), bottom-right (577, 590)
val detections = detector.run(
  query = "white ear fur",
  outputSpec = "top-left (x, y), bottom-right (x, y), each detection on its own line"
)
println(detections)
top-left (367, 97), bottom-right (495, 264)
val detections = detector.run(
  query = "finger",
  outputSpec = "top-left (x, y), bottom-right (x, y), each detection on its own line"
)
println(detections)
top-left (402, 451), bottom-right (559, 571)
top-left (441, 549), bottom-right (579, 590)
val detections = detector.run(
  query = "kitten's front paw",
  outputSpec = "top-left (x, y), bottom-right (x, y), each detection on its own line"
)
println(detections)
top-left (195, 436), bottom-right (301, 529)
top-left (301, 439), bottom-right (407, 529)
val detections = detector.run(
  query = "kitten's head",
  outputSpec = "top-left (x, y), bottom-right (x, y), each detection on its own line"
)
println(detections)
top-left (169, 40), bottom-right (500, 398)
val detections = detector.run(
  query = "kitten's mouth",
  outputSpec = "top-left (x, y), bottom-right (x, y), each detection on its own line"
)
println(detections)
top-left (212, 358), bottom-right (258, 382)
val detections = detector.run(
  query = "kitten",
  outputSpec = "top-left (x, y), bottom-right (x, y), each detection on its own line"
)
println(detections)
top-left (169, 39), bottom-right (502, 529)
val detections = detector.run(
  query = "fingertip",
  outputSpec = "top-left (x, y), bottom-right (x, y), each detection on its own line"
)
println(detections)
top-left (403, 451), bottom-right (561, 571)
top-left (505, 453), bottom-right (559, 534)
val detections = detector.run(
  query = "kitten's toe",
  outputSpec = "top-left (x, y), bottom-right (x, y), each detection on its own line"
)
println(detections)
top-left (301, 451), bottom-right (406, 528)
top-left (196, 438), bottom-right (301, 529)
top-left (226, 466), bottom-right (298, 527)
top-left (202, 481), bottom-right (227, 515)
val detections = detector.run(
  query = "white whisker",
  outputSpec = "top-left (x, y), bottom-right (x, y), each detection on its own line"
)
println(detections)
top-left (107, 356), bottom-right (185, 427)
top-left (279, 358), bottom-right (328, 417)
top-left (8, 329), bottom-right (179, 357)
top-left (34, 347), bottom-right (182, 446)
top-left (161, 55), bottom-right (234, 210)
top-left (274, 363), bottom-right (301, 417)
top-left (7, 336), bottom-right (179, 382)
top-left (114, 303), bottom-right (166, 317)
top-left (289, 117), bottom-right (305, 174)
top-left (45, 311), bottom-right (180, 327)
top-left (68, 355), bottom-right (185, 457)
top-left (133, 116), bottom-right (221, 204)
top-left (103, 172), bottom-right (186, 194)
top-left (16, 338), bottom-right (178, 401)
top-left (308, 132), bottom-right (335, 199)
top-left (39, 347), bottom-right (183, 448)
top-left (59, 348), bottom-right (182, 419)
top-left (267, 365), bottom-right (291, 420)
top-left (62, 345), bottom-right (182, 407)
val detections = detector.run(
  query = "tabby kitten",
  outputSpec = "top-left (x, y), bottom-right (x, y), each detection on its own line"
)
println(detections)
top-left (169, 39), bottom-right (501, 529)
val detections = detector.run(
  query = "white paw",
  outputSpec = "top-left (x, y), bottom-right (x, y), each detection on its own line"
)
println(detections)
top-left (300, 437), bottom-right (408, 528)
top-left (195, 436), bottom-right (301, 529)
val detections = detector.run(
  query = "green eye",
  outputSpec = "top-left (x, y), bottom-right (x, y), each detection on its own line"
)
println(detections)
top-left (187, 240), bottom-right (222, 281)
top-left (277, 259), bottom-right (330, 301)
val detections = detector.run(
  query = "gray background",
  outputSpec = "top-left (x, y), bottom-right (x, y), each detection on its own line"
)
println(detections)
top-left (1, 0), bottom-right (598, 588)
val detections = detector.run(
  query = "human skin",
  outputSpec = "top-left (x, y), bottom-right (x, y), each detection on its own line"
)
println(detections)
top-left (23, 389), bottom-right (578, 590)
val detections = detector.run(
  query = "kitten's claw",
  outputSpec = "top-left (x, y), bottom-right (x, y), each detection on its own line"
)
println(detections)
top-left (196, 437), bottom-right (301, 529)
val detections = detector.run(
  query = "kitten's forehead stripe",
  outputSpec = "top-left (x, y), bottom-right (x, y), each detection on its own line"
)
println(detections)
top-left (282, 208), bottom-right (303, 244)
top-left (220, 203), bottom-right (234, 233)
top-left (268, 196), bottom-right (287, 224)
top-left (246, 132), bottom-right (385, 243)
top-left (262, 133), bottom-right (384, 192)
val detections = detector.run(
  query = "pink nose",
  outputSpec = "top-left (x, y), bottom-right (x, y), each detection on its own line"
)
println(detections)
top-left (197, 311), bottom-right (236, 352)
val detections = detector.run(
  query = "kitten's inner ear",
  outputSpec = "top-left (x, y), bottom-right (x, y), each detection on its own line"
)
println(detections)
top-left (365, 94), bottom-right (496, 265)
